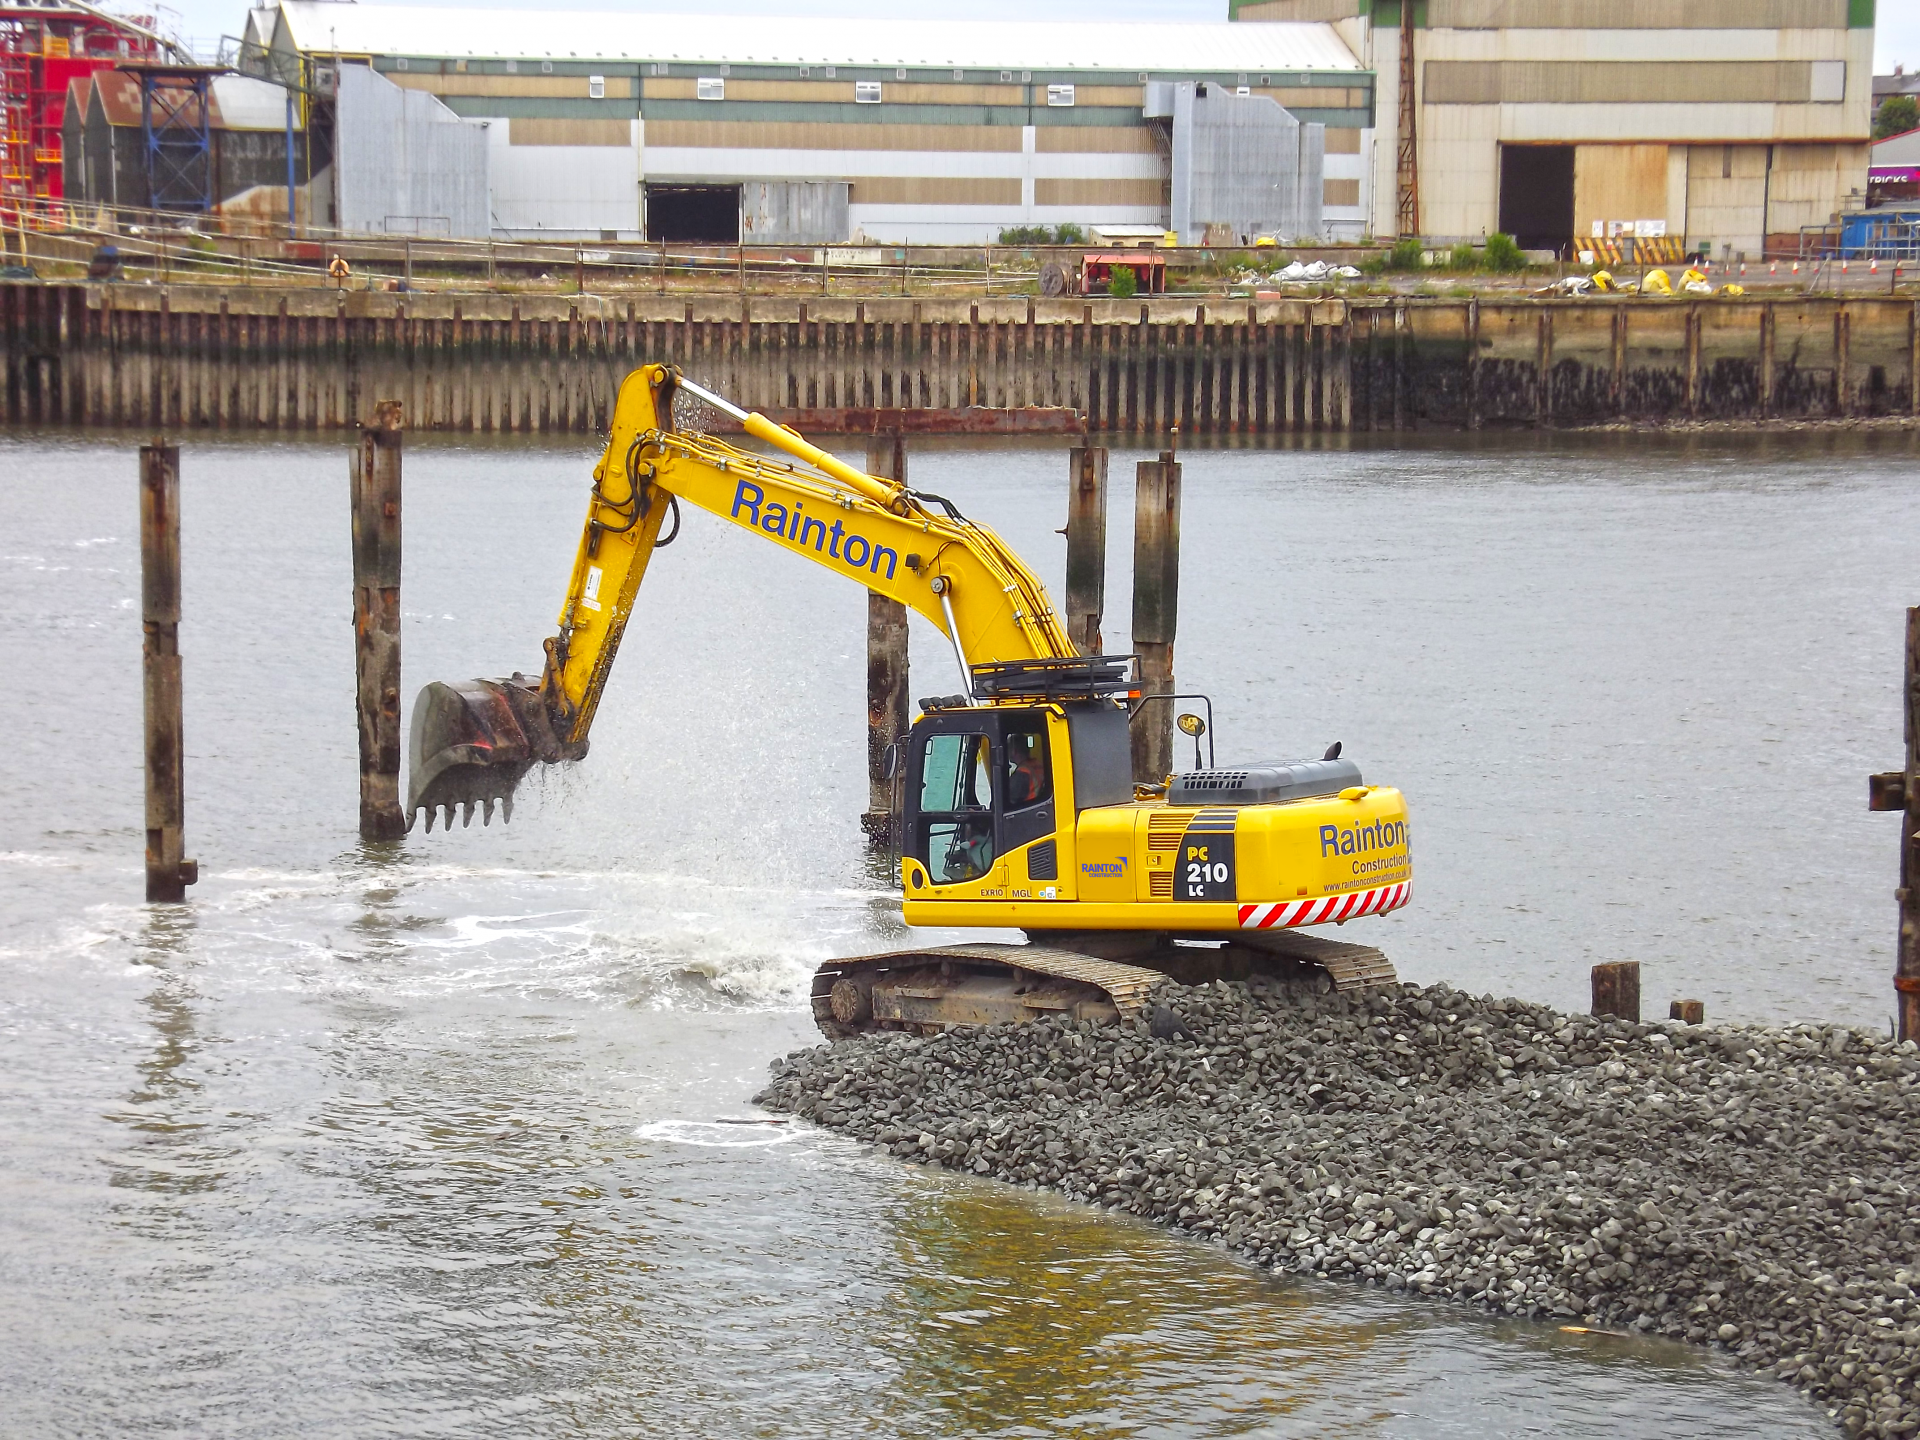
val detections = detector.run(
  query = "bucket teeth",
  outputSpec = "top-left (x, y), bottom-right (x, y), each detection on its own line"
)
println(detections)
top-left (406, 677), bottom-right (551, 839)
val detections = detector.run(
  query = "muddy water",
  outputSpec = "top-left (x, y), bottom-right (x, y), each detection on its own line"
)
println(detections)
top-left (7, 425), bottom-right (1913, 1437)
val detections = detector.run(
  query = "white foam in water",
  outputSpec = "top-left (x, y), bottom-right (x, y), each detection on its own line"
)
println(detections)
top-left (635, 1119), bottom-right (796, 1148)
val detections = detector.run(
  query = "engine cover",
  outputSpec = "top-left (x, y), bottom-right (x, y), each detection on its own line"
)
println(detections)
top-left (1167, 757), bottom-right (1362, 806)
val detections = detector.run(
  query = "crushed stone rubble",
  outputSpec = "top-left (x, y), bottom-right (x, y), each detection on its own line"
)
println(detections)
top-left (756, 977), bottom-right (1920, 1436)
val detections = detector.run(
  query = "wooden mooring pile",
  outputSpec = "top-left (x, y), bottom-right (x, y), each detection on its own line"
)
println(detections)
top-left (7, 284), bottom-right (1919, 433)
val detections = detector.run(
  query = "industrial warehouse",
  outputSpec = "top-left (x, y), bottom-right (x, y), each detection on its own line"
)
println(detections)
top-left (1, 0), bottom-right (1880, 255)
top-left (1238, 0), bottom-right (1875, 260)
top-left (223, 0), bottom-right (1876, 254)
top-left (229, 3), bottom-right (1372, 244)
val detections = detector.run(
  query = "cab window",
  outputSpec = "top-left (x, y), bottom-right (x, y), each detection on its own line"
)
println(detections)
top-left (1003, 723), bottom-right (1051, 810)
top-left (918, 732), bottom-right (994, 884)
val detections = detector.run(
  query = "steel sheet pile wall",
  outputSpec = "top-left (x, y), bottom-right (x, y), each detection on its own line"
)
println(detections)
top-left (1349, 297), bottom-right (1920, 429)
top-left (4, 284), bottom-right (1916, 432)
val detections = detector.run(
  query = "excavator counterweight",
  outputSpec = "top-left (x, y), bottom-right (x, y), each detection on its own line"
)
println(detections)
top-left (406, 365), bottom-right (1413, 1035)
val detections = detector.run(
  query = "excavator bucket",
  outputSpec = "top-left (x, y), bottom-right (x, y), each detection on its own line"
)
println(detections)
top-left (406, 677), bottom-right (545, 832)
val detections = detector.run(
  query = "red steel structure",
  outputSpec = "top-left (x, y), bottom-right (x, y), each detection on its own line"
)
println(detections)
top-left (1, 1), bottom-right (169, 213)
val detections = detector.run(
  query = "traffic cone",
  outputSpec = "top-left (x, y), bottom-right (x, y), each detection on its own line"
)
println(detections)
top-left (1870, 258), bottom-right (1879, 274)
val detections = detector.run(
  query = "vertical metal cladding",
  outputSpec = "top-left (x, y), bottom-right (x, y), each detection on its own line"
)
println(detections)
top-left (336, 66), bottom-right (492, 239)
top-left (1170, 83), bottom-right (1325, 245)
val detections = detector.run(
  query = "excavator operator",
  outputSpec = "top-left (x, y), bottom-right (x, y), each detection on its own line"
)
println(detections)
top-left (1006, 731), bottom-right (1048, 808)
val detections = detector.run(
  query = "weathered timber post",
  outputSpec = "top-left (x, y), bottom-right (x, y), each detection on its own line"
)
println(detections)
top-left (861, 434), bottom-right (910, 850)
top-left (1131, 447), bottom-right (1181, 787)
top-left (141, 441), bottom-right (197, 902)
top-left (1591, 961), bottom-right (1641, 1023)
top-left (1064, 445), bottom-right (1108, 654)
top-left (1669, 999), bottom-right (1705, 1025)
top-left (1868, 606), bottom-right (1920, 1043)
top-left (1685, 304), bottom-right (1702, 419)
top-left (1534, 307), bottom-right (1553, 429)
top-left (351, 400), bottom-right (406, 840)
top-left (1611, 307), bottom-right (1628, 419)
top-left (1463, 298), bottom-right (1481, 431)
top-left (1760, 303), bottom-right (1776, 417)
top-left (1836, 305), bottom-right (1852, 417)
top-left (1909, 299), bottom-right (1918, 418)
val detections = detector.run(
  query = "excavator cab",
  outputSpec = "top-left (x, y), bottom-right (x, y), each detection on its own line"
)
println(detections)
top-left (905, 708), bottom-right (1060, 888)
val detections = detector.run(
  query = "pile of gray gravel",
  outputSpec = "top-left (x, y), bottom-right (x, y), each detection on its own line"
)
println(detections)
top-left (756, 976), bottom-right (1920, 1437)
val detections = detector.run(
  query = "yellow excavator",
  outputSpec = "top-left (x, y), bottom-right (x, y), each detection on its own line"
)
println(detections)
top-left (408, 365), bottom-right (1411, 1038)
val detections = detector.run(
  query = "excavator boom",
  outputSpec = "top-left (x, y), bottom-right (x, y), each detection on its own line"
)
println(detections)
top-left (408, 364), bottom-right (1072, 829)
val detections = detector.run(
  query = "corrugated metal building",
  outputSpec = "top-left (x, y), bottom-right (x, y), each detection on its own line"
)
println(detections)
top-left (1233, 0), bottom-right (1875, 257)
top-left (240, 2), bottom-right (1377, 243)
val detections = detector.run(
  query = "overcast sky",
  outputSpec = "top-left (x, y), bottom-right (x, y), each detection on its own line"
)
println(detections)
top-left (163, 0), bottom-right (1920, 80)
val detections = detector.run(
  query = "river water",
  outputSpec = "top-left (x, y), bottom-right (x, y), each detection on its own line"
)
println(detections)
top-left (6, 424), bottom-right (1916, 1437)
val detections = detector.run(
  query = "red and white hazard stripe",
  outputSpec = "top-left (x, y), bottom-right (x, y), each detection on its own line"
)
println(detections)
top-left (1238, 881), bottom-right (1409, 930)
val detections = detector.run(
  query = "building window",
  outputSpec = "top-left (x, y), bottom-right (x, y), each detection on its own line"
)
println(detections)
top-left (718, 62), bottom-right (729, 75)
top-left (823, 65), bottom-right (835, 78)
top-left (1021, 70), bottom-right (1031, 82)
top-left (650, 62), bottom-right (667, 76)
top-left (541, 60), bottom-right (553, 73)
top-left (1259, 74), bottom-right (1270, 85)
top-left (504, 59), bottom-right (517, 73)
top-left (798, 65), bottom-right (809, 77)
top-left (953, 68), bottom-right (963, 80)
top-left (1238, 72), bottom-right (1248, 84)
top-left (697, 76), bottom-right (725, 100)
top-left (1000, 70), bottom-right (1012, 82)
top-left (394, 56), bottom-right (408, 70)
top-left (589, 74), bottom-right (605, 97)
top-left (855, 80), bottom-right (882, 103)
top-left (1046, 84), bottom-right (1074, 107)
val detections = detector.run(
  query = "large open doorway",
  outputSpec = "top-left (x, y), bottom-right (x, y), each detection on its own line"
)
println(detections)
top-left (1497, 145), bottom-right (1574, 255)
top-left (645, 184), bottom-right (741, 243)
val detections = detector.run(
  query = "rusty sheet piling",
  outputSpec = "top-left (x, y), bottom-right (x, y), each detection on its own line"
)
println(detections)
top-left (140, 441), bottom-right (197, 902)
top-left (1868, 606), bottom-right (1920, 1042)
top-left (1131, 448), bottom-right (1181, 787)
top-left (351, 400), bottom-right (406, 841)
top-left (1064, 446), bottom-right (1108, 655)
top-left (862, 434), bottom-right (910, 851)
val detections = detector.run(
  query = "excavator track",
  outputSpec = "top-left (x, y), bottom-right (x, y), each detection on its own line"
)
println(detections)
top-left (809, 933), bottom-right (1399, 1039)
top-left (811, 944), bottom-right (1164, 1040)
top-left (1218, 929), bottom-right (1399, 993)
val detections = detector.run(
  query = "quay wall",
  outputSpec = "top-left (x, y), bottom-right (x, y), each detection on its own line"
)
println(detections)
top-left (4, 283), bottom-right (1917, 434)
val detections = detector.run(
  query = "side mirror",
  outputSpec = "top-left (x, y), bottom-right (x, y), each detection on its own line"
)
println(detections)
top-left (1177, 712), bottom-right (1207, 738)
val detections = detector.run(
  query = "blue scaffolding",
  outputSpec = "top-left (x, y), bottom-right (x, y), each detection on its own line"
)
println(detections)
top-left (1838, 208), bottom-right (1920, 262)
top-left (121, 64), bottom-right (226, 215)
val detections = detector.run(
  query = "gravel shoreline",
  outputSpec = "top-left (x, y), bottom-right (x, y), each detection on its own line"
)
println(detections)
top-left (757, 976), bottom-right (1920, 1436)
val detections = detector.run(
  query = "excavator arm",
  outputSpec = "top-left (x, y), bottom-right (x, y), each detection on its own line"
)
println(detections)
top-left (407, 364), bottom-right (1076, 830)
